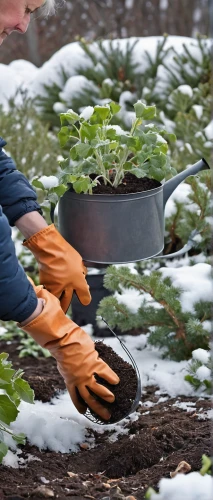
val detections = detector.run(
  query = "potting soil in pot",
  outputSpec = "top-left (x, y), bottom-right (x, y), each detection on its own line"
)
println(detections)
top-left (89, 341), bottom-right (138, 424)
top-left (91, 172), bottom-right (161, 195)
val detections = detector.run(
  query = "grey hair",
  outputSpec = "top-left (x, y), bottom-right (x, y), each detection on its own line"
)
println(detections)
top-left (40, 0), bottom-right (62, 16)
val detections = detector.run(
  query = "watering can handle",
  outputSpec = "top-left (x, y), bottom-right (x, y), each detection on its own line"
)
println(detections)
top-left (50, 203), bottom-right (56, 224)
top-left (155, 229), bottom-right (199, 260)
top-left (160, 157), bottom-right (210, 259)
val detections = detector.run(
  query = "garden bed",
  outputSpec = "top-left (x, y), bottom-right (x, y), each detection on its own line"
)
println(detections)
top-left (0, 340), bottom-right (211, 500)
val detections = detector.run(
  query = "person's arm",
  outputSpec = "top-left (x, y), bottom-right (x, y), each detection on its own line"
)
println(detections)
top-left (0, 137), bottom-right (91, 312)
top-left (15, 211), bottom-right (48, 239)
top-left (0, 207), bottom-right (41, 323)
top-left (0, 137), bottom-right (42, 226)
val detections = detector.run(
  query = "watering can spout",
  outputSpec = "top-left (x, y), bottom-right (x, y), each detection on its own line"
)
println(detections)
top-left (163, 158), bottom-right (210, 207)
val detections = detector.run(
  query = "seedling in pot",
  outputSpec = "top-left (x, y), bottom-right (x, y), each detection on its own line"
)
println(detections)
top-left (33, 101), bottom-right (176, 200)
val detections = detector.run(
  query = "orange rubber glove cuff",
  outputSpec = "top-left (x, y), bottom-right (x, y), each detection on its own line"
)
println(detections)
top-left (23, 224), bottom-right (91, 313)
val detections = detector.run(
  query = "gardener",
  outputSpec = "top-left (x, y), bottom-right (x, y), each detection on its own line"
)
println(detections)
top-left (0, 0), bottom-right (119, 421)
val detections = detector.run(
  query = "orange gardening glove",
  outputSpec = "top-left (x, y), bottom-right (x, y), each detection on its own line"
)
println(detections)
top-left (23, 224), bottom-right (91, 313)
top-left (19, 282), bottom-right (120, 420)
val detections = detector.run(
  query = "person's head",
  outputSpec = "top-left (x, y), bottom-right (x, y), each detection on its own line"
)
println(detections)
top-left (0, 0), bottom-right (56, 46)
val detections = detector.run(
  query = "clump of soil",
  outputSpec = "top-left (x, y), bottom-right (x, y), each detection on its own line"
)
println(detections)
top-left (91, 172), bottom-right (161, 195)
top-left (89, 341), bottom-right (138, 424)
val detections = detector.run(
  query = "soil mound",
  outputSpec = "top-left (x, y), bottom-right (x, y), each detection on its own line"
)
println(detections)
top-left (99, 431), bottom-right (162, 477)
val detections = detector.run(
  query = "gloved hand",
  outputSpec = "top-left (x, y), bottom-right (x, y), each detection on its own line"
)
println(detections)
top-left (23, 224), bottom-right (91, 313)
top-left (19, 281), bottom-right (119, 420)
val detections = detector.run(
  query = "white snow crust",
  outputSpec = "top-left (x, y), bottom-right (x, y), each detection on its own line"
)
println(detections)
top-left (151, 472), bottom-right (213, 500)
top-left (192, 348), bottom-right (210, 364)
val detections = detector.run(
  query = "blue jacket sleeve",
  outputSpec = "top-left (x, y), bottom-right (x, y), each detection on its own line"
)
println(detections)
top-left (0, 206), bottom-right (38, 323)
top-left (0, 137), bottom-right (42, 226)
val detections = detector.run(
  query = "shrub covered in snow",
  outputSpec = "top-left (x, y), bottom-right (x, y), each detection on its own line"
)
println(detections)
top-left (97, 263), bottom-right (212, 360)
top-left (184, 348), bottom-right (211, 393)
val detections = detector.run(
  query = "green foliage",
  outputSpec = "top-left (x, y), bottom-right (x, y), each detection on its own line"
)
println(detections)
top-left (184, 350), bottom-right (211, 393)
top-left (164, 171), bottom-right (211, 255)
top-left (72, 38), bottom-right (139, 109)
top-left (0, 93), bottom-right (59, 182)
top-left (97, 266), bottom-right (210, 361)
top-left (17, 337), bottom-right (51, 359)
top-left (163, 36), bottom-right (211, 94)
top-left (0, 352), bottom-right (34, 463)
top-left (200, 455), bottom-right (212, 476)
top-left (36, 67), bottom-right (71, 128)
top-left (0, 322), bottom-right (50, 359)
top-left (33, 101), bottom-right (176, 200)
top-left (37, 38), bottom-right (141, 128)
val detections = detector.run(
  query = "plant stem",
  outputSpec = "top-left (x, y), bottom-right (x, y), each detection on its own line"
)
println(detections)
top-left (94, 150), bottom-right (106, 183)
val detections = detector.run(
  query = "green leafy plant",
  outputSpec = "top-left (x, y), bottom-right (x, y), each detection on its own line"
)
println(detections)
top-left (0, 322), bottom-right (50, 359)
top-left (0, 352), bottom-right (34, 463)
top-left (33, 101), bottom-right (176, 200)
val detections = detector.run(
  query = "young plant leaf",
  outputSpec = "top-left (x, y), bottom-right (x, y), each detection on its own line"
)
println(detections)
top-left (58, 126), bottom-right (70, 147)
top-left (94, 105), bottom-right (111, 120)
top-left (109, 102), bottom-right (121, 115)
top-left (73, 177), bottom-right (93, 193)
top-left (0, 395), bottom-right (18, 425)
top-left (14, 378), bottom-right (34, 404)
top-left (60, 110), bottom-right (80, 125)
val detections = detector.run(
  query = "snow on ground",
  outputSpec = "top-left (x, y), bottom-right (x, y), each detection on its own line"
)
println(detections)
top-left (150, 472), bottom-right (213, 500)
top-left (3, 329), bottom-right (209, 467)
top-left (4, 252), bottom-right (211, 464)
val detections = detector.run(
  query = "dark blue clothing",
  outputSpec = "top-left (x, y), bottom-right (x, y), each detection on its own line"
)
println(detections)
top-left (0, 137), bottom-right (41, 323)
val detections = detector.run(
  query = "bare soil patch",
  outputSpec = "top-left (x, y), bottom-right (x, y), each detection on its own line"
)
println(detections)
top-left (0, 339), bottom-right (210, 500)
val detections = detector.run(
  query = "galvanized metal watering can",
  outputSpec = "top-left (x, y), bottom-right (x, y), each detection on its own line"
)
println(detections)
top-left (57, 158), bottom-right (210, 265)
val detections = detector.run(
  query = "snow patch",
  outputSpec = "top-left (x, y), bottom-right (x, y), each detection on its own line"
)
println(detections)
top-left (38, 175), bottom-right (59, 189)
top-left (176, 85), bottom-right (193, 98)
top-left (151, 472), bottom-right (213, 500)
top-left (192, 349), bottom-right (210, 364)
top-left (160, 264), bottom-right (212, 313)
top-left (196, 366), bottom-right (211, 382)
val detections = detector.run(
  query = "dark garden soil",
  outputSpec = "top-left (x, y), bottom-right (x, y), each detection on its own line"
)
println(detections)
top-left (92, 341), bottom-right (138, 424)
top-left (0, 339), bottom-right (211, 500)
top-left (91, 173), bottom-right (161, 195)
